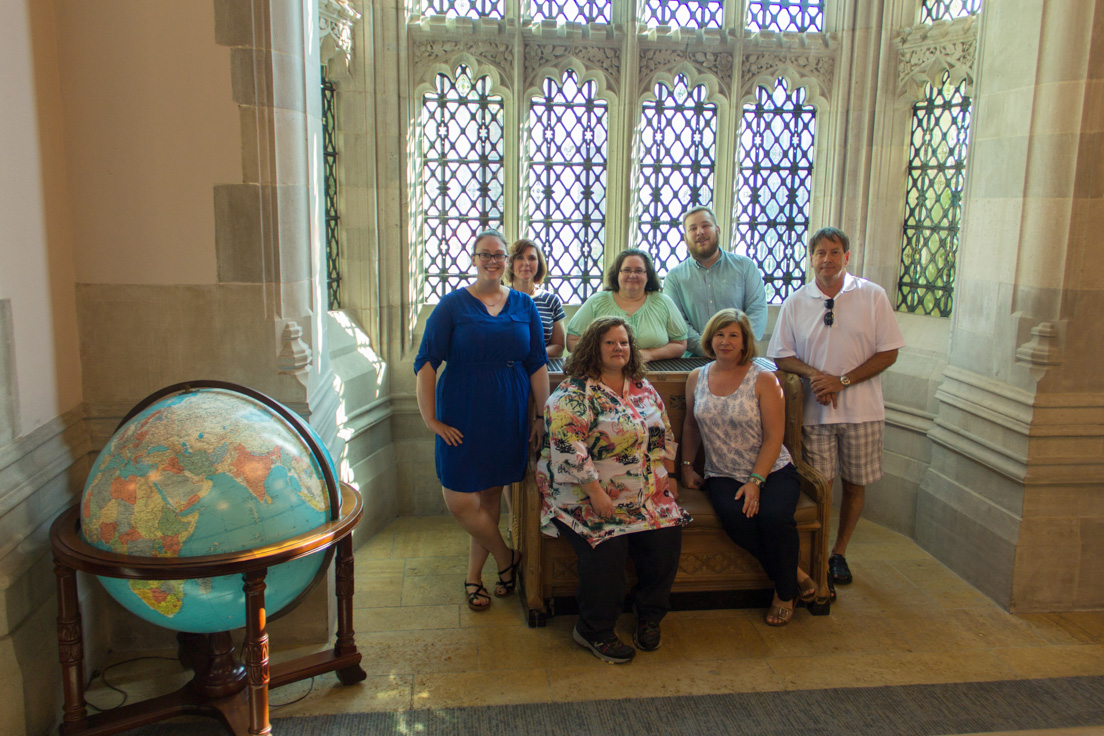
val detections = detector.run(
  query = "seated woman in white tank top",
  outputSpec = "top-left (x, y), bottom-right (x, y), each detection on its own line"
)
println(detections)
top-left (679, 308), bottom-right (816, 626)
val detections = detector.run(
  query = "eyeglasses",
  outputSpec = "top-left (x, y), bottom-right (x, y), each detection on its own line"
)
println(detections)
top-left (474, 252), bottom-right (507, 263)
top-left (619, 268), bottom-right (646, 276)
top-left (823, 298), bottom-right (834, 327)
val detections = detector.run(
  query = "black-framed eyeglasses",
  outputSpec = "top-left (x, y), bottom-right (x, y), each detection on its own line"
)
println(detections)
top-left (823, 298), bottom-right (834, 327)
top-left (474, 252), bottom-right (507, 263)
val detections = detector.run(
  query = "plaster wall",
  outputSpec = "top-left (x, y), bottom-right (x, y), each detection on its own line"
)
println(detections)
top-left (56, 0), bottom-right (239, 286)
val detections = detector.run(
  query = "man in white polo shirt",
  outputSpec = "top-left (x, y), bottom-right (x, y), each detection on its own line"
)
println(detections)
top-left (766, 227), bottom-right (905, 588)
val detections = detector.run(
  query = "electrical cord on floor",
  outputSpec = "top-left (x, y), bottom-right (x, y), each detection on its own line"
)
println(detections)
top-left (84, 655), bottom-right (181, 712)
top-left (270, 676), bottom-right (315, 708)
top-left (83, 656), bottom-right (315, 712)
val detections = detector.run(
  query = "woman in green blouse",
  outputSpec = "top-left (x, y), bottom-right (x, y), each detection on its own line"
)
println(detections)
top-left (566, 249), bottom-right (688, 363)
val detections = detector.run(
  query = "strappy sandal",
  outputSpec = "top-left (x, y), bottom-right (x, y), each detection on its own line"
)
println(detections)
top-left (465, 582), bottom-right (491, 611)
top-left (494, 549), bottom-right (521, 598)
top-left (765, 604), bottom-right (794, 627)
top-left (798, 577), bottom-right (818, 604)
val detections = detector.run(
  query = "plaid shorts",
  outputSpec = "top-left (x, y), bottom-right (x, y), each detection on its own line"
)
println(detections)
top-left (801, 421), bottom-right (885, 486)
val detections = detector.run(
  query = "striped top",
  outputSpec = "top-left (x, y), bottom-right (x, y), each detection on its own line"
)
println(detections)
top-left (531, 288), bottom-right (566, 346)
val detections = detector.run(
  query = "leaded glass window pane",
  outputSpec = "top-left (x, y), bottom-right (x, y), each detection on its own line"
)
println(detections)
top-left (322, 73), bottom-right (341, 310)
top-left (639, 0), bottom-right (723, 28)
top-left (419, 66), bottom-right (505, 303)
top-left (526, 70), bottom-right (609, 304)
top-left (897, 72), bottom-right (971, 317)
top-left (632, 76), bottom-right (717, 276)
top-left (746, 0), bottom-right (824, 32)
top-left (734, 78), bottom-right (816, 304)
top-left (529, 0), bottom-right (611, 24)
top-left (920, 0), bottom-right (982, 23)
top-left (421, 0), bottom-right (503, 20)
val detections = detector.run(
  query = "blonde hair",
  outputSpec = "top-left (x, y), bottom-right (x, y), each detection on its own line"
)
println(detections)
top-left (700, 308), bottom-right (757, 364)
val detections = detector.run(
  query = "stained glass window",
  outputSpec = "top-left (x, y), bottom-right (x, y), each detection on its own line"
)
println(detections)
top-left (897, 72), bottom-right (971, 316)
top-left (526, 70), bottom-right (609, 304)
top-left (734, 78), bottom-right (816, 304)
top-left (322, 73), bottom-right (341, 310)
top-left (639, 0), bottom-right (723, 29)
top-left (746, 0), bottom-right (824, 32)
top-left (419, 66), bottom-right (505, 302)
top-left (920, 0), bottom-right (982, 23)
top-left (631, 76), bottom-right (717, 276)
top-left (421, 0), bottom-right (503, 20)
top-left (529, 0), bottom-right (611, 24)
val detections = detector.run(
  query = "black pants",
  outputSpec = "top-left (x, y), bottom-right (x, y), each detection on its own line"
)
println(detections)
top-left (704, 463), bottom-right (801, 602)
top-left (554, 520), bottom-right (683, 641)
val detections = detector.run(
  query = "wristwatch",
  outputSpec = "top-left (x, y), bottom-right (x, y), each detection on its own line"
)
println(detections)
top-left (839, 374), bottom-right (851, 387)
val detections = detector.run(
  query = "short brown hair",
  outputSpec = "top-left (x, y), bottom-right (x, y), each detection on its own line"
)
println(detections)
top-left (699, 308), bottom-right (757, 364)
top-left (809, 227), bottom-right (850, 254)
top-left (563, 316), bottom-right (646, 381)
top-left (606, 249), bottom-right (661, 293)
top-left (681, 205), bottom-right (717, 228)
top-left (505, 239), bottom-right (548, 285)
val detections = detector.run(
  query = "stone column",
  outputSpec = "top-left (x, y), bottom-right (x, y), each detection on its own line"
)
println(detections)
top-left (916, 0), bottom-right (1104, 610)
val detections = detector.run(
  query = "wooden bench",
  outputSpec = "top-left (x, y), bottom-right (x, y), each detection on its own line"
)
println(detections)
top-left (510, 361), bottom-right (833, 627)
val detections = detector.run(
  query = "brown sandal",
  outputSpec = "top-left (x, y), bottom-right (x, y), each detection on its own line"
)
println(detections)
top-left (798, 577), bottom-right (818, 603)
top-left (494, 549), bottom-right (521, 598)
top-left (765, 604), bottom-right (794, 627)
top-left (465, 582), bottom-right (491, 611)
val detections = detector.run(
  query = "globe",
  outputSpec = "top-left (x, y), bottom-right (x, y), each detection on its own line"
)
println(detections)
top-left (79, 383), bottom-right (337, 634)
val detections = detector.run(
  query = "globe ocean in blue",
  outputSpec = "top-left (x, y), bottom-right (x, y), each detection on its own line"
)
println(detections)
top-left (79, 387), bottom-right (334, 634)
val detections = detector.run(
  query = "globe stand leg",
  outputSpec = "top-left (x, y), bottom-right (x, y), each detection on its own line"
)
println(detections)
top-left (334, 535), bottom-right (367, 685)
top-left (55, 560), bottom-right (89, 730)
top-left (178, 631), bottom-right (247, 700)
top-left (243, 570), bottom-right (271, 735)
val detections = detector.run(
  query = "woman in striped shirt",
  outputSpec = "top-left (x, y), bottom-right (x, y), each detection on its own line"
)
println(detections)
top-left (506, 239), bottom-right (566, 357)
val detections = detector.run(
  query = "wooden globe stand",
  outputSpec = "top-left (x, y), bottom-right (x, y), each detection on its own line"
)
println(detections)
top-left (50, 482), bottom-right (367, 736)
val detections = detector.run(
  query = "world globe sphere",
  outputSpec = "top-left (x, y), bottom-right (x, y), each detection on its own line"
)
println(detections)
top-left (79, 384), bottom-right (337, 634)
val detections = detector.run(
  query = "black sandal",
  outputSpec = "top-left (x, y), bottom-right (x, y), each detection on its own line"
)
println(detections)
top-left (465, 582), bottom-right (491, 611)
top-left (494, 549), bottom-right (521, 598)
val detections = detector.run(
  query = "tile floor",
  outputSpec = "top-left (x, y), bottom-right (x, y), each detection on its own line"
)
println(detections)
top-left (88, 515), bottom-right (1104, 734)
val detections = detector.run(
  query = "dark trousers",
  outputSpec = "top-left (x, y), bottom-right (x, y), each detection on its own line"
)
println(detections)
top-left (704, 463), bottom-right (801, 602)
top-left (554, 520), bottom-right (683, 641)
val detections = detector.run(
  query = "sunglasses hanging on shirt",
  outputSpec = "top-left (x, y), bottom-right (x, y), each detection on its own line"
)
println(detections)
top-left (823, 298), bottom-right (834, 327)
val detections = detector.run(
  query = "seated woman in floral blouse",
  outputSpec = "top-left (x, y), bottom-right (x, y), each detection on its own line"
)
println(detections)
top-left (536, 316), bottom-right (691, 664)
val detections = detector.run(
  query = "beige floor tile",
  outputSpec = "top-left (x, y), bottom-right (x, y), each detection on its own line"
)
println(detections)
top-left (357, 628), bottom-right (480, 677)
top-left (459, 595), bottom-right (532, 627)
top-left (392, 527), bottom-right (470, 558)
top-left (548, 658), bottom-right (784, 702)
top-left (272, 674), bottom-right (413, 716)
top-left (992, 644), bottom-right (1104, 679)
top-left (1046, 611), bottom-right (1104, 643)
top-left (662, 610), bottom-right (773, 660)
top-left (880, 609), bottom-right (991, 653)
top-left (757, 608), bottom-right (914, 658)
top-left (1015, 612), bottom-right (1103, 646)
top-left (404, 556), bottom-right (469, 576)
top-left (354, 604), bottom-right (460, 632)
top-left (352, 567), bottom-right (404, 608)
top-left (413, 669), bottom-right (551, 709)
top-left (768, 649), bottom-right (1017, 690)
top-left (477, 618), bottom-right (583, 670)
top-left (946, 608), bottom-right (1052, 649)
top-left (354, 531), bottom-right (395, 560)
top-left (402, 573), bottom-right (469, 607)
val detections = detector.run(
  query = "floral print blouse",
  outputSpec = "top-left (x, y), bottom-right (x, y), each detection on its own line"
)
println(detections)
top-left (536, 376), bottom-right (691, 547)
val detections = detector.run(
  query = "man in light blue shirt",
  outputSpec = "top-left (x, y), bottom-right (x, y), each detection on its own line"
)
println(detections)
top-left (663, 206), bottom-right (768, 355)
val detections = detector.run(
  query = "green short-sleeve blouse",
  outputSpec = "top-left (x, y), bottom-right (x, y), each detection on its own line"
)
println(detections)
top-left (566, 291), bottom-right (689, 349)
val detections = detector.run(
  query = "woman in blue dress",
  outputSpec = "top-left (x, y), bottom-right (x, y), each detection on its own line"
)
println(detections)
top-left (415, 229), bottom-right (550, 611)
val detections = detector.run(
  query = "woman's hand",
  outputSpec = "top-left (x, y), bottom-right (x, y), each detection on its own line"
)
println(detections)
top-left (429, 419), bottom-right (463, 446)
top-left (734, 482), bottom-right (760, 518)
top-left (529, 416), bottom-right (546, 449)
top-left (588, 488), bottom-right (615, 519)
top-left (681, 466), bottom-right (704, 490)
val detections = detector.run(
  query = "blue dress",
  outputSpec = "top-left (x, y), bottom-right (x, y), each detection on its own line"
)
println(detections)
top-left (414, 288), bottom-right (548, 493)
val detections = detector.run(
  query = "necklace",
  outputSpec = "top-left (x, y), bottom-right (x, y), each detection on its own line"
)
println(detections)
top-left (473, 286), bottom-right (504, 310)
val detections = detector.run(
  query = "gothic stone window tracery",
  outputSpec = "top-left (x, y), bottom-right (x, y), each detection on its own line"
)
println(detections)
top-left (529, 0), bottom-right (611, 24)
top-left (746, 0), bottom-right (824, 32)
top-left (897, 71), bottom-right (971, 317)
top-left (322, 72), bottom-right (341, 310)
top-left (639, 0), bottom-right (723, 29)
top-left (920, 0), bottom-right (982, 24)
top-left (631, 76), bottom-right (718, 278)
top-left (419, 66), bottom-right (505, 303)
top-left (735, 78), bottom-right (816, 304)
top-left (526, 70), bottom-right (609, 304)
top-left (421, 0), bottom-right (503, 20)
